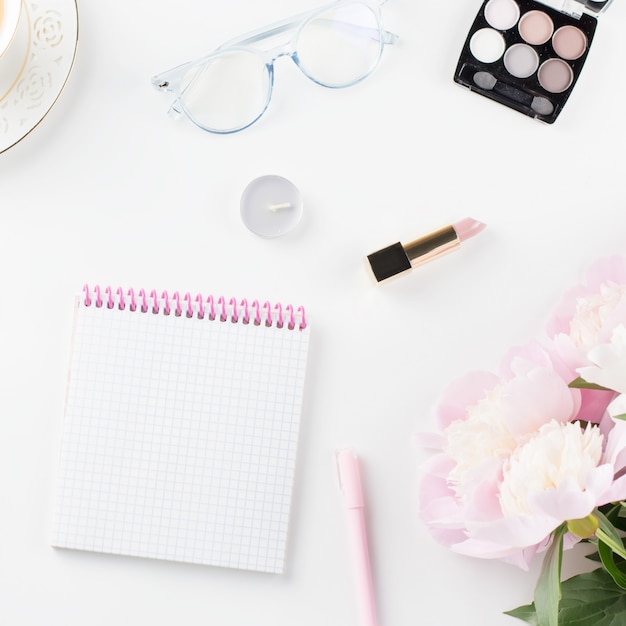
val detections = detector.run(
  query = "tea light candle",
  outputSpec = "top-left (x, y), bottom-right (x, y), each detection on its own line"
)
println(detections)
top-left (240, 175), bottom-right (303, 237)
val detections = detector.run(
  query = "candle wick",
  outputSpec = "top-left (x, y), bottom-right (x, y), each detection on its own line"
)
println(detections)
top-left (267, 202), bottom-right (292, 212)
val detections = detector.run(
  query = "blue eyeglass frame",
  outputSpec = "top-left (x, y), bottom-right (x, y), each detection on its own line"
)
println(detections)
top-left (151, 0), bottom-right (399, 134)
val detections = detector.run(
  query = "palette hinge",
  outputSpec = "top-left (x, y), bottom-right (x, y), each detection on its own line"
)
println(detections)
top-left (537, 0), bottom-right (583, 18)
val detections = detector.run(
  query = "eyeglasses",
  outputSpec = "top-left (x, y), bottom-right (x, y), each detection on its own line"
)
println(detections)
top-left (151, 0), bottom-right (398, 134)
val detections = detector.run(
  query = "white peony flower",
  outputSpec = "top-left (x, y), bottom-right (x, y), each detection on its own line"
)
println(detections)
top-left (444, 365), bottom-right (579, 499)
top-left (444, 384), bottom-right (517, 497)
top-left (578, 324), bottom-right (626, 395)
top-left (499, 421), bottom-right (603, 518)
top-left (569, 284), bottom-right (626, 355)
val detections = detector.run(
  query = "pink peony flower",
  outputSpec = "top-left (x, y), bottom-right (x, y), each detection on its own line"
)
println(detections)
top-left (546, 256), bottom-right (626, 421)
top-left (419, 345), bottom-right (586, 569)
top-left (547, 256), bottom-right (626, 349)
top-left (421, 406), bottom-right (626, 569)
top-left (459, 416), bottom-right (626, 554)
top-left (419, 257), bottom-right (626, 575)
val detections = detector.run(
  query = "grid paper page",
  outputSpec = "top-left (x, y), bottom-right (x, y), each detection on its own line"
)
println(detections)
top-left (52, 295), bottom-right (310, 573)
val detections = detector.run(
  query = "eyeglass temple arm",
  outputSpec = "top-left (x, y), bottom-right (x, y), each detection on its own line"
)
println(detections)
top-left (152, 63), bottom-right (191, 91)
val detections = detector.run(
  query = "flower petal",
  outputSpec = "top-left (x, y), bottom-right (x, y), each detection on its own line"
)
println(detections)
top-left (530, 471), bottom-right (610, 521)
top-left (436, 370), bottom-right (500, 429)
top-left (499, 367), bottom-right (579, 436)
top-left (464, 514), bottom-right (560, 551)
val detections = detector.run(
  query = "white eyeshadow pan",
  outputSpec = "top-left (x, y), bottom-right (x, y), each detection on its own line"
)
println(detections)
top-left (469, 28), bottom-right (505, 63)
top-left (484, 0), bottom-right (520, 30)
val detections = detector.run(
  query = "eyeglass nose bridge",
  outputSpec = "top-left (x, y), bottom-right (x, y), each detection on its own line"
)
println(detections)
top-left (261, 42), bottom-right (298, 69)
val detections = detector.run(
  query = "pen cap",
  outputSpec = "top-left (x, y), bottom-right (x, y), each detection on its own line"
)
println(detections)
top-left (336, 448), bottom-right (364, 508)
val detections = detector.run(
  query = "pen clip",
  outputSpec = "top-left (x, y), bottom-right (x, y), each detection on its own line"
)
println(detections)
top-left (336, 448), bottom-right (364, 509)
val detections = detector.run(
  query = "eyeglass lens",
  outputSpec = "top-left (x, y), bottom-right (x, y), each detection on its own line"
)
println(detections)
top-left (181, 50), bottom-right (271, 133)
top-left (177, 2), bottom-right (384, 133)
top-left (296, 3), bottom-right (382, 87)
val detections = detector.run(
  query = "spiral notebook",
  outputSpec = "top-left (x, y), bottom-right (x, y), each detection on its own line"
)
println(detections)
top-left (51, 285), bottom-right (310, 574)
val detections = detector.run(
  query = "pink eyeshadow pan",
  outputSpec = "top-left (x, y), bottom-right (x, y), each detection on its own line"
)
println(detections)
top-left (552, 25), bottom-right (587, 60)
top-left (519, 10), bottom-right (554, 45)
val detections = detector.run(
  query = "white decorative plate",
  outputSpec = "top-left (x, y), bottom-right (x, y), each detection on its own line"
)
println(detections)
top-left (0, 0), bottom-right (78, 154)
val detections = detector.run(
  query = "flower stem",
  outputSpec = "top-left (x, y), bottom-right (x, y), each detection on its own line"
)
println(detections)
top-left (596, 528), bottom-right (626, 560)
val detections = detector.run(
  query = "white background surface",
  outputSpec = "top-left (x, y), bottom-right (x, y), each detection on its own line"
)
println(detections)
top-left (1, 0), bottom-right (625, 624)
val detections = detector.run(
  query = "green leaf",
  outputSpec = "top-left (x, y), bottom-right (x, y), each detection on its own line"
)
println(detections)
top-left (568, 377), bottom-right (612, 391)
top-left (505, 604), bottom-right (538, 624)
top-left (599, 504), bottom-right (626, 533)
top-left (598, 539), bottom-right (626, 590)
top-left (534, 525), bottom-right (566, 626)
top-left (613, 413), bottom-right (626, 422)
top-left (505, 564), bottom-right (626, 625)
top-left (594, 510), bottom-right (626, 589)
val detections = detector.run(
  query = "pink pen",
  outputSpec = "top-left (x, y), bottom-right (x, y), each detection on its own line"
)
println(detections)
top-left (336, 448), bottom-right (378, 626)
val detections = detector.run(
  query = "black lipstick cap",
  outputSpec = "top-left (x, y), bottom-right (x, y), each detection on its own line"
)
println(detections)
top-left (367, 242), bottom-right (411, 282)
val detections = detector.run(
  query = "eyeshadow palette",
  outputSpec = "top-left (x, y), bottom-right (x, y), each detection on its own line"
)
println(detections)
top-left (454, 0), bottom-right (612, 123)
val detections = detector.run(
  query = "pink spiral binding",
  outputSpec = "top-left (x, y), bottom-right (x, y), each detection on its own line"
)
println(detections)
top-left (184, 293), bottom-right (193, 318)
top-left (229, 297), bottom-right (238, 323)
top-left (196, 294), bottom-right (204, 319)
top-left (217, 296), bottom-right (227, 322)
top-left (240, 299), bottom-right (249, 325)
top-left (251, 300), bottom-right (261, 326)
top-left (207, 295), bottom-right (216, 321)
top-left (81, 285), bottom-right (307, 330)
top-left (138, 289), bottom-right (148, 313)
top-left (274, 303), bottom-right (284, 329)
top-left (286, 304), bottom-right (295, 330)
top-left (172, 292), bottom-right (182, 317)
top-left (298, 306), bottom-right (307, 330)
top-left (150, 290), bottom-right (159, 314)
top-left (128, 288), bottom-right (137, 312)
top-left (262, 301), bottom-right (272, 327)
top-left (161, 290), bottom-right (170, 315)
top-left (105, 286), bottom-right (114, 309)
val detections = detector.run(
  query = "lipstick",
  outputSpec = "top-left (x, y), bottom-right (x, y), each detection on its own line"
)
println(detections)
top-left (366, 217), bottom-right (486, 283)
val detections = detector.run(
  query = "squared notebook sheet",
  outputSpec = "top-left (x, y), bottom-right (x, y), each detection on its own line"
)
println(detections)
top-left (52, 287), bottom-right (310, 573)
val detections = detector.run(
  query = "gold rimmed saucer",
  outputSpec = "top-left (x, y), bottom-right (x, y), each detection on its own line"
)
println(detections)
top-left (0, 0), bottom-right (78, 154)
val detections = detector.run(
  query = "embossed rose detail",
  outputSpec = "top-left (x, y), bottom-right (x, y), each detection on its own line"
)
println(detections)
top-left (33, 11), bottom-right (64, 49)
top-left (16, 66), bottom-right (52, 109)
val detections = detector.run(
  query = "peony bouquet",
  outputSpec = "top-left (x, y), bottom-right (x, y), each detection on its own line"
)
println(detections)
top-left (418, 256), bottom-right (626, 626)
